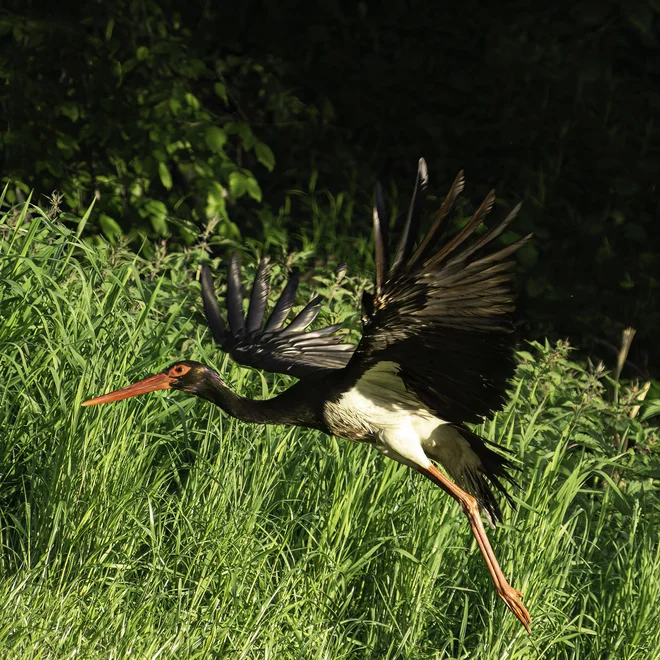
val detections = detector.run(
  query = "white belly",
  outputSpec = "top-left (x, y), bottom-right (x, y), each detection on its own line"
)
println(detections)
top-left (326, 361), bottom-right (446, 469)
top-left (325, 361), bottom-right (483, 477)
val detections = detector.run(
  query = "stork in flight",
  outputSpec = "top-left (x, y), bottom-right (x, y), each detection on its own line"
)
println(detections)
top-left (84, 160), bottom-right (532, 631)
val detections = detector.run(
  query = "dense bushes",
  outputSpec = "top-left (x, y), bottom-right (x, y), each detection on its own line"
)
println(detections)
top-left (1, 0), bottom-right (659, 371)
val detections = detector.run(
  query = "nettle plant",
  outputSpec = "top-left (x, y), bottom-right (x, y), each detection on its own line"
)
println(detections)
top-left (0, 5), bottom-right (294, 250)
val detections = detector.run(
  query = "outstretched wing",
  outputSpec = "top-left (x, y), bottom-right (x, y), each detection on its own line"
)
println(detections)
top-left (350, 158), bottom-right (531, 426)
top-left (201, 256), bottom-right (355, 378)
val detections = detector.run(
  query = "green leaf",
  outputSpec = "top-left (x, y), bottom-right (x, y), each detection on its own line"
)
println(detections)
top-left (228, 171), bottom-right (261, 201)
top-left (641, 401), bottom-right (660, 422)
top-left (214, 82), bottom-right (229, 104)
top-left (620, 272), bottom-right (635, 289)
top-left (105, 18), bottom-right (115, 41)
top-left (254, 142), bottom-right (275, 172)
top-left (58, 102), bottom-right (79, 123)
top-left (111, 58), bottom-right (122, 81)
top-left (238, 123), bottom-right (256, 150)
top-left (99, 214), bottom-right (122, 244)
top-left (185, 92), bottom-right (200, 110)
top-left (244, 175), bottom-right (262, 202)
top-left (150, 214), bottom-right (168, 236)
top-left (206, 182), bottom-right (228, 220)
top-left (179, 226), bottom-right (198, 244)
top-left (145, 200), bottom-right (168, 236)
top-left (136, 46), bottom-right (150, 61)
top-left (158, 162), bottom-right (172, 190)
top-left (205, 126), bottom-right (227, 153)
top-left (573, 432), bottom-right (604, 451)
top-left (500, 230), bottom-right (522, 246)
top-left (228, 171), bottom-right (247, 198)
top-left (168, 97), bottom-right (182, 116)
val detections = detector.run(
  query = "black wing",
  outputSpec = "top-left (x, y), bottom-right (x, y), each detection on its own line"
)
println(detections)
top-left (350, 158), bottom-right (531, 426)
top-left (201, 255), bottom-right (355, 378)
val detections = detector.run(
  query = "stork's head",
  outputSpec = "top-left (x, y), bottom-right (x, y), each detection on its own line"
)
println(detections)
top-left (82, 360), bottom-right (222, 406)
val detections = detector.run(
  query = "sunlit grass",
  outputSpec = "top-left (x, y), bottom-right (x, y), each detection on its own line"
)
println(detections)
top-left (1, 202), bottom-right (659, 658)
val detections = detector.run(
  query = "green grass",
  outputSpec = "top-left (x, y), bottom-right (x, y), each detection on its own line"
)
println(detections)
top-left (1, 201), bottom-right (660, 658)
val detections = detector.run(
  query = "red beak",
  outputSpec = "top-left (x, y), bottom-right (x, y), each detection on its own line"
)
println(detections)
top-left (82, 372), bottom-right (172, 406)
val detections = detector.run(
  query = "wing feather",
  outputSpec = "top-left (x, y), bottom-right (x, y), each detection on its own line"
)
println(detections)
top-left (201, 265), bottom-right (227, 344)
top-left (390, 158), bottom-right (428, 276)
top-left (226, 253), bottom-right (245, 337)
top-left (264, 275), bottom-right (298, 332)
top-left (201, 260), bottom-right (355, 378)
top-left (373, 182), bottom-right (389, 298)
top-left (348, 163), bottom-right (531, 426)
top-left (409, 169), bottom-right (465, 267)
top-left (279, 296), bottom-right (322, 336)
top-left (426, 189), bottom-right (495, 267)
top-left (451, 202), bottom-right (522, 265)
top-left (246, 258), bottom-right (270, 335)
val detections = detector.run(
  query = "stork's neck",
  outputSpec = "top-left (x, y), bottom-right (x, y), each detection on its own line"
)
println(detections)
top-left (195, 371), bottom-right (323, 430)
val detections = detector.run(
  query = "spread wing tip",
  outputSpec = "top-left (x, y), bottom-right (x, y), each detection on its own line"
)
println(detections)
top-left (245, 258), bottom-right (271, 335)
top-left (201, 258), bottom-right (355, 377)
top-left (200, 264), bottom-right (227, 345)
top-left (227, 252), bottom-right (245, 337)
top-left (390, 157), bottom-right (429, 275)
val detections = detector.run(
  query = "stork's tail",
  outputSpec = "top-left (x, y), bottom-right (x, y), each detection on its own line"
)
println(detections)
top-left (428, 424), bottom-right (519, 527)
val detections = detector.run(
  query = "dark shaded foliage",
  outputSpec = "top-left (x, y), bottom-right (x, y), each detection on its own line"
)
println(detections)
top-left (1, 0), bottom-right (659, 372)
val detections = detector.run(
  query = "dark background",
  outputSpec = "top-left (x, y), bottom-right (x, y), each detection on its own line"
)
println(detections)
top-left (2, 0), bottom-right (659, 375)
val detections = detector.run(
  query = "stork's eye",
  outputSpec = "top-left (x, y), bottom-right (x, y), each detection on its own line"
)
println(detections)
top-left (171, 365), bottom-right (187, 376)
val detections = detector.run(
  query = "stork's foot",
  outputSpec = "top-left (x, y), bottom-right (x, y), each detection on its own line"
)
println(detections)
top-left (498, 584), bottom-right (531, 633)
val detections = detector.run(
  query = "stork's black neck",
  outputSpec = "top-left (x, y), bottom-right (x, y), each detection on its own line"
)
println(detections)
top-left (192, 370), bottom-right (328, 431)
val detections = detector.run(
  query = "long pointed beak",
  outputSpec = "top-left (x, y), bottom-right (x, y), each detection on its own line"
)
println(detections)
top-left (82, 372), bottom-right (172, 406)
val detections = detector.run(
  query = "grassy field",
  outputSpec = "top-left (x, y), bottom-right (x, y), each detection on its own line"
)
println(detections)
top-left (1, 201), bottom-right (660, 659)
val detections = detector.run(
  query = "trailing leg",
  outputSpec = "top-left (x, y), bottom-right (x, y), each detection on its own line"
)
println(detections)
top-left (418, 463), bottom-right (531, 632)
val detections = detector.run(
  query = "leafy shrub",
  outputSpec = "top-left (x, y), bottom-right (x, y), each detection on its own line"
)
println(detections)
top-left (0, 2), bottom-right (280, 249)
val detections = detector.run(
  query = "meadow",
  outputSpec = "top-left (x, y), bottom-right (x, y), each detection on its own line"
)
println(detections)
top-left (1, 201), bottom-right (659, 658)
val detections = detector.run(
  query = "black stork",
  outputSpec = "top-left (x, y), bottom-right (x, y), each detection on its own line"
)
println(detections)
top-left (84, 160), bottom-right (532, 632)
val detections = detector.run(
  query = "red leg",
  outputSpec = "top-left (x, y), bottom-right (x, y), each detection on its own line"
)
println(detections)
top-left (419, 463), bottom-right (531, 633)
